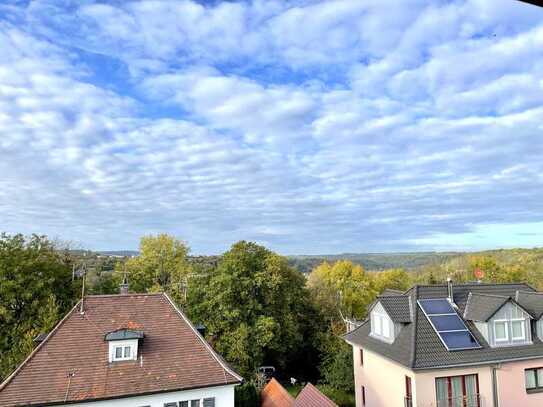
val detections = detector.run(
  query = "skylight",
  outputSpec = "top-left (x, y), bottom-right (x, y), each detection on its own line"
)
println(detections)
top-left (418, 299), bottom-right (481, 351)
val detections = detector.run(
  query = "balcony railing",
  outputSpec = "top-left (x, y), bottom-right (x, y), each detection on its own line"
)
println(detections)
top-left (434, 393), bottom-right (482, 407)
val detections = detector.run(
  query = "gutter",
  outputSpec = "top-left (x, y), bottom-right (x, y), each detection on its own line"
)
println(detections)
top-left (491, 365), bottom-right (500, 407)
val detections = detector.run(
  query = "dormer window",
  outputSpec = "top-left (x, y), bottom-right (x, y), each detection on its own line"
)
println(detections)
top-left (105, 329), bottom-right (144, 363)
top-left (370, 302), bottom-right (394, 343)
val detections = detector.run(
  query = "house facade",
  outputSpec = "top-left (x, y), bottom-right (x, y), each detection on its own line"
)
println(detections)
top-left (0, 292), bottom-right (242, 407)
top-left (345, 282), bottom-right (543, 407)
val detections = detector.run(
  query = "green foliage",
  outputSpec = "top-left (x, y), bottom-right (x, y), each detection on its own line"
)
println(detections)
top-left (122, 234), bottom-right (192, 303)
top-left (234, 382), bottom-right (259, 407)
top-left (189, 241), bottom-right (316, 379)
top-left (0, 233), bottom-right (78, 381)
top-left (317, 385), bottom-right (356, 407)
top-left (307, 261), bottom-right (375, 322)
top-left (372, 268), bottom-right (411, 293)
top-left (318, 336), bottom-right (354, 393)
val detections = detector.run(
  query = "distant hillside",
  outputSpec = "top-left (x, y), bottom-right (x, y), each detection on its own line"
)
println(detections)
top-left (287, 252), bottom-right (460, 274)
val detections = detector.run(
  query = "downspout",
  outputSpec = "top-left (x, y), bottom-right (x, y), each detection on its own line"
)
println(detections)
top-left (491, 364), bottom-right (500, 407)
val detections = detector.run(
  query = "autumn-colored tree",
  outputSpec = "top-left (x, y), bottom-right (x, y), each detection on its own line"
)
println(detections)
top-left (122, 234), bottom-right (192, 303)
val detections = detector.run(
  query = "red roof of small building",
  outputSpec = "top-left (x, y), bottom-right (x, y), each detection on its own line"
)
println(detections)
top-left (0, 293), bottom-right (242, 406)
top-left (294, 383), bottom-right (337, 407)
top-left (261, 378), bottom-right (295, 407)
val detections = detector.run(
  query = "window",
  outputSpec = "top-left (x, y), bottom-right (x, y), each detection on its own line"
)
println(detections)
top-left (164, 403), bottom-right (177, 407)
top-left (359, 348), bottom-right (364, 366)
top-left (405, 376), bottom-right (412, 407)
top-left (203, 398), bottom-right (215, 407)
top-left (512, 320), bottom-right (525, 340)
top-left (190, 400), bottom-right (200, 407)
top-left (112, 344), bottom-right (134, 361)
top-left (435, 374), bottom-right (479, 407)
top-left (361, 386), bottom-right (365, 406)
top-left (179, 402), bottom-right (188, 407)
top-left (525, 368), bottom-right (543, 393)
top-left (494, 320), bottom-right (508, 341)
top-left (109, 339), bottom-right (138, 362)
top-left (371, 311), bottom-right (392, 340)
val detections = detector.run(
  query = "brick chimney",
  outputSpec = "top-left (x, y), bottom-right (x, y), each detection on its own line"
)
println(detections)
top-left (120, 276), bottom-right (129, 295)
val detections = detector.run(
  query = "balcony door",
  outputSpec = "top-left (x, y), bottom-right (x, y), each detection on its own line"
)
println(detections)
top-left (435, 374), bottom-right (479, 407)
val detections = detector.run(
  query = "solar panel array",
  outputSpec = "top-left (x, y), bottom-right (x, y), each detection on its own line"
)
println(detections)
top-left (418, 299), bottom-right (481, 351)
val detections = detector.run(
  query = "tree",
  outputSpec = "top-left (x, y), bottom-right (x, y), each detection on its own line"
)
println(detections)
top-left (0, 234), bottom-right (78, 381)
top-left (190, 241), bottom-right (315, 379)
top-left (307, 260), bottom-right (375, 324)
top-left (122, 234), bottom-right (192, 303)
top-left (373, 268), bottom-right (411, 294)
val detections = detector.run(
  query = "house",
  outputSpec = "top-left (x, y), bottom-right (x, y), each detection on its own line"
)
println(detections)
top-left (344, 281), bottom-right (543, 407)
top-left (0, 289), bottom-right (242, 406)
top-left (260, 378), bottom-right (337, 407)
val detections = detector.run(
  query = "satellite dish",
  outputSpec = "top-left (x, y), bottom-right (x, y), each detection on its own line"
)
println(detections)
top-left (474, 268), bottom-right (484, 280)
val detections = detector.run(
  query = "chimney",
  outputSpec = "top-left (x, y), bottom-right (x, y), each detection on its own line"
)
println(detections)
top-left (120, 276), bottom-right (129, 295)
top-left (447, 277), bottom-right (454, 304)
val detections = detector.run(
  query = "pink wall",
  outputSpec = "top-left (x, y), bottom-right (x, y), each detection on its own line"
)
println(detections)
top-left (497, 359), bottom-right (543, 406)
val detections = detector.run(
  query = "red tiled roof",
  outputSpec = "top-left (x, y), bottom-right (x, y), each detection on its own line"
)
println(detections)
top-left (0, 293), bottom-right (242, 406)
top-left (294, 383), bottom-right (337, 407)
top-left (261, 378), bottom-right (294, 407)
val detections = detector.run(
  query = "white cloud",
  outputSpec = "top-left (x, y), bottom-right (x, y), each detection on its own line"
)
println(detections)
top-left (1, 0), bottom-right (543, 253)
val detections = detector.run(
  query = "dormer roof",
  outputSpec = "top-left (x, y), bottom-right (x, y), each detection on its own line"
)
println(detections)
top-left (516, 290), bottom-right (543, 319)
top-left (104, 328), bottom-right (145, 341)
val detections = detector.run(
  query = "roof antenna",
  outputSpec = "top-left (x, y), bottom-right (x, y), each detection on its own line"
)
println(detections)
top-left (120, 263), bottom-right (129, 295)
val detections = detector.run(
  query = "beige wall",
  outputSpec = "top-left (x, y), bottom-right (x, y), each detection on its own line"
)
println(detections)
top-left (352, 346), bottom-right (415, 407)
top-left (496, 359), bottom-right (543, 407)
top-left (414, 365), bottom-right (494, 407)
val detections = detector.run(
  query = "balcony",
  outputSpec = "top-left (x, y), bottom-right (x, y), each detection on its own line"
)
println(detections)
top-left (434, 394), bottom-right (482, 407)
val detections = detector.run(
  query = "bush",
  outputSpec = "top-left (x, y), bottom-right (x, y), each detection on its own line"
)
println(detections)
top-left (235, 382), bottom-right (259, 407)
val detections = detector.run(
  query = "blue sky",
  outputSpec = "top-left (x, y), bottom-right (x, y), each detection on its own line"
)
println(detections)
top-left (1, 0), bottom-right (543, 255)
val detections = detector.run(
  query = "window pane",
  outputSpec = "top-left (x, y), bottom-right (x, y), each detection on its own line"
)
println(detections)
top-left (495, 321), bottom-right (507, 340)
top-left (124, 346), bottom-right (131, 358)
top-left (512, 321), bottom-right (524, 339)
top-left (464, 375), bottom-right (477, 405)
top-left (526, 370), bottom-right (537, 389)
top-left (115, 347), bottom-right (123, 358)
top-left (179, 402), bottom-right (189, 407)
top-left (538, 369), bottom-right (543, 388)
top-left (190, 400), bottom-right (200, 407)
top-left (382, 317), bottom-right (390, 337)
top-left (203, 398), bottom-right (215, 407)
top-left (435, 378), bottom-right (448, 407)
top-left (451, 377), bottom-right (463, 407)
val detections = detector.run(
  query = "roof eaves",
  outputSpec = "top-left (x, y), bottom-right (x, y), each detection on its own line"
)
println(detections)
top-left (162, 292), bottom-right (243, 383)
top-left (0, 300), bottom-right (82, 392)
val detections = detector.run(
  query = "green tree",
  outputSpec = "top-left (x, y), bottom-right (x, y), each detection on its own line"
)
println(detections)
top-left (307, 261), bottom-right (375, 323)
top-left (0, 233), bottom-right (78, 381)
top-left (373, 268), bottom-right (411, 294)
top-left (122, 234), bottom-right (192, 303)
top-left (191, 241), bottom-right (314, 379)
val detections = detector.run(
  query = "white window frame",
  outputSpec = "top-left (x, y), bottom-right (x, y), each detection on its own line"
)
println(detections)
top-left (108, 339), bottom-right (138, 362)
top-left (371, 311), bottom-right (392, 340)
top-left (493, 320), bottom-right (509, 342)
top-left (511, 318), bottom-right (526, 340)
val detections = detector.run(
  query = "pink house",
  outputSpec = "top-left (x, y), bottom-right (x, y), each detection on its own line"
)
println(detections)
top-left (344, 282), bottom-right (543, 407)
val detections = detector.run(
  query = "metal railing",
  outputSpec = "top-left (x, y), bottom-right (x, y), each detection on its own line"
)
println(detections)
top-left (434, 393), bottom-right (482, 407)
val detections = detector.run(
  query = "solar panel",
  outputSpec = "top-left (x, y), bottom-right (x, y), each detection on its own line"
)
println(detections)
top-left (417, 299), bottom-right (481, 351)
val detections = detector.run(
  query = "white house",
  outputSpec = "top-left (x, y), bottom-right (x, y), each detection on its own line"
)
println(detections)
top-left (0, 290), bottom-right (242, 407)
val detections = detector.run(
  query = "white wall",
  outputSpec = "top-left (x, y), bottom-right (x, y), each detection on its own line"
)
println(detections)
top-left (58, 384), bottom-right (236, 407)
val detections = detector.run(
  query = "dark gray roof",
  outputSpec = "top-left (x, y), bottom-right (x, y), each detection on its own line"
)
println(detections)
top-left (516, 291), bottom-right (543, 319)
top-left (344, 283), bottom-right (543, 370)
top-left (104, 328), bottom-right (145, 341)
top-left (377, 295), bottom-right (412, 323)
top-left (463, 292), bottom-right (510, 322)
top-left (381, 288), bottom-right (404, 296)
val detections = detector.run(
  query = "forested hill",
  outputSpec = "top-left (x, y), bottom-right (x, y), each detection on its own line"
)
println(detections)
top-left (291, 248), bottom-right (543, 274)
top-left (287, 252), bottom-right (460, 273)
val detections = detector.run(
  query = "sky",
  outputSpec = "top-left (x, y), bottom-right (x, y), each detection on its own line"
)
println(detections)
top-left (1, 0), bottom-right (543, 255)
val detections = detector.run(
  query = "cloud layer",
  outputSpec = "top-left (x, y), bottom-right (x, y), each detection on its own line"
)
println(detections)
top-left (1, 0), bottom-right (542, 254)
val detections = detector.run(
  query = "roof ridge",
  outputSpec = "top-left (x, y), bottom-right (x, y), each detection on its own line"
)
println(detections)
top-left (469, 292), bottom-right (510, 299)
top-left (409, 285), bottom-right (419, 369)
top-left (86, 293), bottom-right (164, 298)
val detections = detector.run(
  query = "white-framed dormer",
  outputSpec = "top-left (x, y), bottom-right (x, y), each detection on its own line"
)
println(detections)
top-left (105, 329), bottom-right (144, 363)
top-left (370, 302), bottom-right (395, 343)
top-left (486, 302), bottom-right (532, 347)
top-left (109, 339), bottom-right (138, 362)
